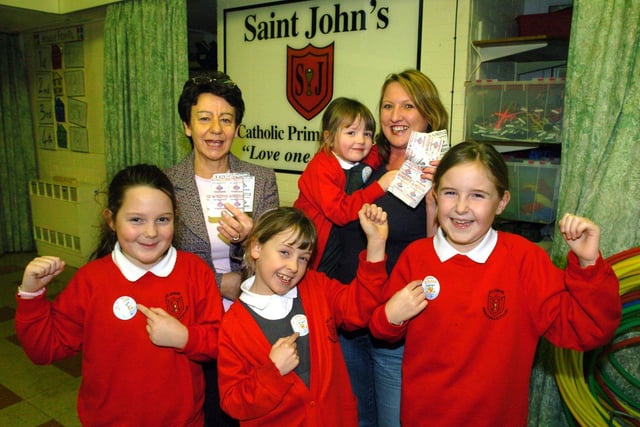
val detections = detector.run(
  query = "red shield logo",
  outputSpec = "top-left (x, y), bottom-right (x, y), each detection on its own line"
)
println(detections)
top-left (483, 289), bottom-right (507, 320)
top-left (287, 43), bottom-right (334, 120)
top-left (165, 292), bottom-right (186, 319)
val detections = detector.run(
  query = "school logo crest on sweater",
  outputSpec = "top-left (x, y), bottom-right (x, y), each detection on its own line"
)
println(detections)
top-left (483, 289), bottom-right (507, 320)
top-left (165, 292), bottom-right (186, 320)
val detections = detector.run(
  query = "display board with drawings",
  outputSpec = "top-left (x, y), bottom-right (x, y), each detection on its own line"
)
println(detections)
top-left (34, 26), bottom-right (89, 153)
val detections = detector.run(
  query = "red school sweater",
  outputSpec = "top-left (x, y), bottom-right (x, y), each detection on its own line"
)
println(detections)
top-left (369, 232), bottom-right (620, 427)
top-left (15, 251), bottom-right (224, 427)
top-left (218, 252), bottom-right (387, 427)
top-left (293, 150), bottom-right (384, 269)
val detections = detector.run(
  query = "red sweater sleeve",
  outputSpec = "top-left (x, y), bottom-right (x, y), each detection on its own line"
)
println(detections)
top-left (316, 251), bottom-right (388, 330)
top-left (368, 244), bottom-right (417, 342)
top-left (180, 257), bottom-right (224, 361)
top-left (218, 308), bottom-right (297, 422)
top-left (295, 151), bottom-right (384, 226)
top-left (540, 251), bottom-right (621, 351)
top-left (15, 292), bottom-right (83, 364)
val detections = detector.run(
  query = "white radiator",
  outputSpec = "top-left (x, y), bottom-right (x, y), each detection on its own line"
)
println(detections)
top-left (29, 179), bottom-right (103, 268)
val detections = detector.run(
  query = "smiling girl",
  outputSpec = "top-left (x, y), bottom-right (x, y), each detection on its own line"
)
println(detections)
top-left (15, 164), bottom-right (224, 426)
top-left (217, 204), bottom-right (389, 427)
top-left (294, 97), bottom-right (397, 274)
top-left (369, 141), bottom-right (621, 426)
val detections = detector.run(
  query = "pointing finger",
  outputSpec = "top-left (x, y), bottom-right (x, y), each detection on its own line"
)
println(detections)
top-left (136, 304), bottom-right (153, 319)
top-left (286, 332), bottom-right (299, 343)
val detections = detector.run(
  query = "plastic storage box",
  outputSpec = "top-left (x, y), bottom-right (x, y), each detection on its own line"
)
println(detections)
top-left (500, 158), bottom-right (561, 224)
top-left (466, 79), bottom-right (565, 143)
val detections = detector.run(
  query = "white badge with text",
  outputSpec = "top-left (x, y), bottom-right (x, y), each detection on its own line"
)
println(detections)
top-left (113, 296), bottom-right (137, 320)
top-left (291, 314), bottom-right (309, 336)
top-left (421, 276), bottom-right (440, 301)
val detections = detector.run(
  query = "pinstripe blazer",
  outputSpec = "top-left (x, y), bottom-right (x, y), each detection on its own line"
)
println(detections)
top-left (166, 151), bottom-right (279, 284)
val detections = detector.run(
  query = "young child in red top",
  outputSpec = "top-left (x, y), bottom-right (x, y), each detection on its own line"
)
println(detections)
top-left (369, 141), bottom-right (621, 427)
top-left (15, 164), bottom-right (224, 427)
top-left (293, 97), bottom-right (396, 273)
top-left (217, 204), bottom-right (389, 427)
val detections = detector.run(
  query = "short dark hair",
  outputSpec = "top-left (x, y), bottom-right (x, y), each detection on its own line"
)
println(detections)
top-left (177, 71), bottom-right (245, 127)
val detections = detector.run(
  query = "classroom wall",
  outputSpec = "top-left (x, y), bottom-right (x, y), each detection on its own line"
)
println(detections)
top-left (25, 18), bottom-right (108, 188)
top-left (0, 0), bottom-right (120, 14)
top-left (16, 0), bottom-right (475, 256)
top-left (217, 0), bottom-right (472, 206)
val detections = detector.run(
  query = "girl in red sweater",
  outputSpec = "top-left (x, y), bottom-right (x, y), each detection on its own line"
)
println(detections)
top-left (369, 141), bottom-right (621, 426)
top-left (15, 164), bottom-right (224, 426)
top-left (217, 204), bottom-right (389, 426)
top-left (293, 97), bottom-right (396, 274)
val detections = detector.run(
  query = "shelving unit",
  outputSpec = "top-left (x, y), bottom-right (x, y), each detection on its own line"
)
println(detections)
top-left (471, 35), bottom-right (568, 62)
top-left (470, 35), bottom-right (569, 81)
top-left (467, 34), bottom-right (568, 153)
top-left (466, 35), bottom-right (568, 236)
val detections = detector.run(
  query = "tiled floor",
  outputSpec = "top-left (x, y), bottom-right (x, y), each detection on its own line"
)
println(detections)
top-left (0, 252), bottom-right (81, 427)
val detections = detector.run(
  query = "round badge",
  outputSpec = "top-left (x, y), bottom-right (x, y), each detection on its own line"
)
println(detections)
top-left (362, 166), bottom-right (373, 183)
top-left (421, 276), bottom-right (440, 301)
top-left (290, 314), bottom-right (309, 336)
top-left (113, 296), bottom-right (137, 320)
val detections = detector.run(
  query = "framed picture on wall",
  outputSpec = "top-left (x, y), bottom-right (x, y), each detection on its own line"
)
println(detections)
top-left (69, 126), bottom-right (89, 152)
top-left (68, 98), bottom-right (87, 127)
top-left (64, 70), bottom-right (85, 97)
top-left (223, 0), bottom-right (423, 173)
top-left (64, 41), bottom-right (84, 68)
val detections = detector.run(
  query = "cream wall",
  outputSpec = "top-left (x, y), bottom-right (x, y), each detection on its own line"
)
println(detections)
top-left (24, 18), bottom-right (108, 188)
top-left (217, 0), bottom-right (472, 206)
top-left (16, 0), bottom-right (474, 218)
top-left (0, 0), bottom-right (120, 14)
top-left (19, 11), bottom-right (109, 267)
top-left (421, 0), bottom-right (470, 146)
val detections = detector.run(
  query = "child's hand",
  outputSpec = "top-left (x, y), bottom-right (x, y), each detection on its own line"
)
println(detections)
top-left (420, 159), bottom-right (440, 181)
top-left (21, 256), bottom-right (65, 293)
top-left (385, 281), bottom-right (428, 325)
top-left (359, 203), bottom-right (388, 263)
top-left (137, 304), bottom-right (188, 349)
top-left (359, 203), bottom-right (388, 242)
top-left (558, 213), bottom-right (601, 267)
top-left (378, 170), bottom-right (398, 191)
top-left (269, 333), bottom-right (300, 375)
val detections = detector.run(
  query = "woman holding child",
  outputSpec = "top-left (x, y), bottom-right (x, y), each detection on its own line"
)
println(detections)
top-left (335, 69), bottom-right (449, 427)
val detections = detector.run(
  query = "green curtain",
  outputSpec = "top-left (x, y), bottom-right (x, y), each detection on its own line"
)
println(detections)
top-left (103, 0), bottom-right (191, 181)
top-left (529, 2), bottom-right (640, 426)
top-left (551, 1), bottom-right (640, 264)
top-left (0, 33), bottom-right (37, 254)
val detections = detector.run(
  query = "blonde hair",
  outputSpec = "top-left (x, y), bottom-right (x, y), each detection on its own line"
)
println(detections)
top-left (375, 69), bottom-right (449, 163)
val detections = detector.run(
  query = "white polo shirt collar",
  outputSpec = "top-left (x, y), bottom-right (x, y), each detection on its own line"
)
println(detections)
top-left (112, 242), bottom-right (177, 281)
top-left (239, 276), bottom-right (298, 320)
top-left (433, 227), bottom-right (497, 264)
